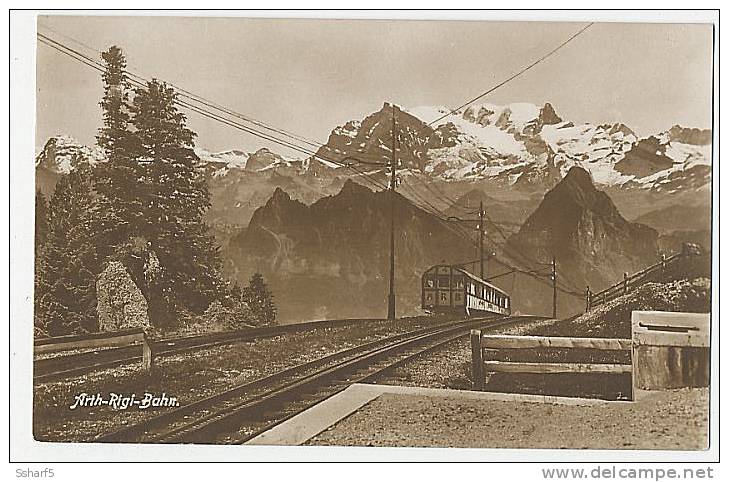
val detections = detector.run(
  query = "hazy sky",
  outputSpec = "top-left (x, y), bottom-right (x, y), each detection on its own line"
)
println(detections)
top-left (36, 16), bottom-right (714, 155)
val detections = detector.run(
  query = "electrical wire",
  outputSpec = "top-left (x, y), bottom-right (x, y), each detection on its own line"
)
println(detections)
top-left (426, 22), bottom-right (594, 126)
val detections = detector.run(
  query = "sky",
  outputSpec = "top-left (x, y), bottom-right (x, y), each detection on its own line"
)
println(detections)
top-left (36, 16), bottom-right (714, 155)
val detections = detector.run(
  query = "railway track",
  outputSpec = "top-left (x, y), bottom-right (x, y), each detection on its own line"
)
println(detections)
top-left (33, 318), bottom-right (381, 383)
top-left (96, 314), bottom-right (543, 445)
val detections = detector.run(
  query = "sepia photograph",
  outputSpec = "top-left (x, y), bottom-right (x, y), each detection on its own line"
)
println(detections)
top-left (8, 8), bottom-right (719, 470)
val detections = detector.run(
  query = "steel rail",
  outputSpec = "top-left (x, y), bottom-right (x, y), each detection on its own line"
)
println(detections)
top-left (33, 318), bottom-right (382, 382)
top-left (231, 315), bottom-right (543, 445)
top-left (96, 316), bottom-right (506, 443)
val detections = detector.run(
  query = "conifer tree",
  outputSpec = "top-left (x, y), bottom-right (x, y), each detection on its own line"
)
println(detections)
top-left (34, 190), bottom-right (50, 337)
top-left (129, 79), bottom-right (224, 312)
top-left (95, 45), bottom-right (141, 252)
top-left (35, 165), bottom-right (100, 335)
top-left (34, 190), bottom-right (49, 253)
top-left (242, 273), bottom-right (276, 325)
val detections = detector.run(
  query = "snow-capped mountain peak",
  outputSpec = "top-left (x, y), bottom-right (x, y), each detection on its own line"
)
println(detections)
top-left (35, 135), bottom-right (105, 174)
top-left (398, 102), bottom-right (710, 192)
top-left (194, 147), bottom-right (304, 176)
top-left (36, 100), bottom-right (712, 198)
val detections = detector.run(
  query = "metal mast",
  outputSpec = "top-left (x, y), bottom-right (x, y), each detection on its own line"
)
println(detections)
top-left (479, 200), bottom-right (485, 279)
top-left (552, 255), bottom-right (557, 319)
top-left (387, 107), bottom-right (397, 320)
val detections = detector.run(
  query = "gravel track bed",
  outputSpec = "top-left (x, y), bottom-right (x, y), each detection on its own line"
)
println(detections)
top-left (371, 317), bottom-right (558, 391)
top-left (373, 316), bottom-right (637, 400)
top-left (33, 317), bottom-right (447, 442)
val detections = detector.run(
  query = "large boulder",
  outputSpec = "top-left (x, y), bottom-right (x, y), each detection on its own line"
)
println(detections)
top-left (96, 261), bottom-right (150, 332)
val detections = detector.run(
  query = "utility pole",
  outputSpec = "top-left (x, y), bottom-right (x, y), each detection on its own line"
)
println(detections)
top-left (479, 200), bottom-right (485, 279)
top-left (387, 108), bottom-right (397, 320)
top-left (551, 255), bottom-right (557, 319)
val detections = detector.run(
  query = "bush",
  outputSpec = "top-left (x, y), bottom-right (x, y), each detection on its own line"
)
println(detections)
top-left (201, 300), bottom-right (255, 330)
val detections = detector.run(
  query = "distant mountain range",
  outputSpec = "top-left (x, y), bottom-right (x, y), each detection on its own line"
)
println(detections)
top-left (309, 102), bottom-right (711, 194)
top-left (226, 180), bottom-right (475, 321)
top-left (37, 101), bottom-right (712, 191)
top-left (36, 101), bottom-right (712, 230)
top-left (227, 167), bottom-right (663, 321)
top-left (34, 100), bottom-right (712, 320)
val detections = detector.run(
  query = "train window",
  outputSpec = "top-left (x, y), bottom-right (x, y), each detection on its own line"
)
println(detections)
top-left (425, 276), bottom-right (435, 288)
top-left (454, 292), bottom-right (462, 302)
top-left (440, 292), bottom-right (448, 303)
top-left (454, 276), bottom-right (464, 289)
top-left (438, 276), bottom-right (450, 288)
top-left (505, 298), bottom-right (509, 309)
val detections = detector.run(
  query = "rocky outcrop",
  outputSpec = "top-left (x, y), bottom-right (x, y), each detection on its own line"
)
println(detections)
top-left (245, 148), bottom-right (284, 172)
top-left (667, 125), bottom-right (712, 145)
top-left (615, 136), bottom-right (675, 178)
top-left (96, 261), bottom-right (150, 332)
top-left (538, 102), bottom-right (563, 127)
top-left (35, 135), bottom-right (104, 175)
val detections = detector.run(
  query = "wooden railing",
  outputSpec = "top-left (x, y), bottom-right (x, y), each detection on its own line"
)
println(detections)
top-left (470, 310), bottom-right (710, 398)
top-left (586, 244), bottom-right (702, 310)
top-left (470, 330), bottom-right (632, 394)
top-left (34, 327), bottom-right (146, 354)
top-left (34, 328), bottom-right (155, 371)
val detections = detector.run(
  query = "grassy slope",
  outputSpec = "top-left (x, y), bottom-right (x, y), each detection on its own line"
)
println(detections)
top-left (532, 277), bottom-right (711, 339)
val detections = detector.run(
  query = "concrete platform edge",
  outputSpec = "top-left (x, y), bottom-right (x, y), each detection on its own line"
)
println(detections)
top-left (245, 383), bottom-right (633, 446)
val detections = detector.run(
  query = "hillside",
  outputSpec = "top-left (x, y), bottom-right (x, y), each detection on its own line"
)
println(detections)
top-left (226, 180), bottom-right (475, 322)
top-left (505, 167), bottom-right (660, 315)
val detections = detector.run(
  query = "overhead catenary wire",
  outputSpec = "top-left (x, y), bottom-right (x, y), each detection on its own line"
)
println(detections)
top-left (39, 27), bottom-right (400, 169)
top-left (426, 22), bottom-right (594, 127)
top-left (37, 32), bottom-right (389, 174)
top-left (37, 25), bottom-right (327, 150)
top-left (39, 31), bottom-right (401, 203)
top-left (39, 30), bottom-right (587, 301)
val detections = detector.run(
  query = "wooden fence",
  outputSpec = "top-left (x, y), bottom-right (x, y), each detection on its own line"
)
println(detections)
top-left (34, 328), bottom-right (155, 371)
top-left (470, 330), bottom-right (632, 393)
top-left (586, 244), bottom-right (702, 310)
top-left (471, 310), bottom-right (710, 398)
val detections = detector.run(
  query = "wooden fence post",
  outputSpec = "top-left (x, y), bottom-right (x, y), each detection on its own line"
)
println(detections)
top-left (142, 332), bottom-right (155, 372)
top-left (585, 285), bottom-right (591, 312)
top-left (471, 329), bottom-right (484, 391)
top-left (623, 272), bottom-right (629, 295)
